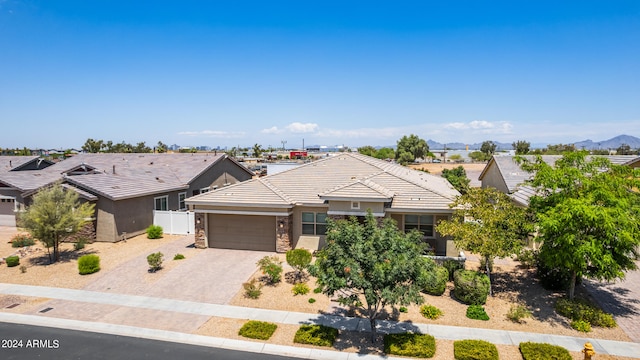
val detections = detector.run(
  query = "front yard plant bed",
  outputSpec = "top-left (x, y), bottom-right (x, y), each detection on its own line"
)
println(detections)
top-left (519, 342), bottom-right (571, 360)
top-left (384, 333), bottom-right (436, 358)
top-left (555, 298), bottom-right (616, 328)
top-left (293, 324), bottom-right (338, 347)
top-left (454, 339), bottom-right (499, 360)
top-left (238, 320), bottom-right (277, 340)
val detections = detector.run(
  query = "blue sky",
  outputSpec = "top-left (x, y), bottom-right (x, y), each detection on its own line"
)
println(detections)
top-left (1, 1), bottom-right (639, 150)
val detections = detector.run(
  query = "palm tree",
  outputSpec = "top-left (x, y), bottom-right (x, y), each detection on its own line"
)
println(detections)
top-left (252, 143), bottom-right (263, 158)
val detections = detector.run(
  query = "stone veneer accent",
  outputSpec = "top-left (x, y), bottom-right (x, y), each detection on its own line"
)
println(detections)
top-left (194, 212), bottom-right (206, 249)
top-left (275, 215), bottom-right (292, 253)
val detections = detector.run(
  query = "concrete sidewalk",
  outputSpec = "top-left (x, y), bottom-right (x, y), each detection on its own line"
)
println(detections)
top-left (1, 283), bottom-right (640, 358)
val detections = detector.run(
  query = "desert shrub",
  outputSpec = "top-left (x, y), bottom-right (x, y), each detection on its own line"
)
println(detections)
top-left (536, 257), bottom-right (574, 291)
top-left (257, 255), bottom-right (283, 284)
top-left (78, 254), bottom-right (100, 275)
top-left (453, 339), bottom-right (498, 360)
top-left (293, 324), bottom-right (338, 347)
top-left (308, 298), bottom-right (316, 303)
top-left (11, 233), bottom-right (35, 248)
top-left (399, 306), bottom-right (408, 313)
top-left (292, 282), bottom-right (310, 296)
top-left (466, 305), bottom-right (490, 321)
top-left (20, 265), bottom-right (27, 273)
top-left (442, 259), bottom-right (465, 281)
top-left (243, 279), bottom-right (263, 299)
top-left (507, 304), bottom-right (532, 323)
top-left (453, 270), bottom-right (490, 305)
top-left (556, 298), bottom-right (616, 328)
top-left (313, 286), bottom-right (323, 294)
top-left (147, 252), bottom-right (164, 272)
top-left (420, 304), bottom-right (443, 320)
top-left (384, 333), bottom-right (436, 358)
top-left (423, 265), bottom-right (448, 296)
top-left (286, 249), bottom-right (312, 283)
top-left (570, 320), bottom-right (591, 332)
top-left (516, 248), bottom-right (538, 269)
top-left (519, 342), bottom-right (571, 360)
top-left (73, 238), bottom-right (87, 250)
top-left (6, 256), bottom-right (20, 267)
top-left (238, 320), bottom-right (277, 340)
top-left (173, 253), bottom-right (185, 260)
top-left (146, 225), bottom-right (163, 239)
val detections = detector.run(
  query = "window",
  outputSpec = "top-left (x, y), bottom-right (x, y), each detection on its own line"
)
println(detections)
top-left (199, 187), bottom-right (210, 194)
top-left (154, 196), bottom-right (168, 211)
top-left (404, 214), bottom-right (434, 237)
top-left (178, 192), bottom-right (187, 210)
top-left (351, 201), bottom-right (360, 210)
top-left (302, 212), bottom-right (327, 235)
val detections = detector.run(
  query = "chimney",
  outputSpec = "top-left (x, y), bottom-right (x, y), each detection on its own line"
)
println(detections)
top-left (112, 165), bottom-right (116, 174)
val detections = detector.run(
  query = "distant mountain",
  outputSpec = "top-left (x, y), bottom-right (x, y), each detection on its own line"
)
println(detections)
top-left (426, 140), bottom-right (512, 151)
top-left (573, 135), bottom-right (640, 150)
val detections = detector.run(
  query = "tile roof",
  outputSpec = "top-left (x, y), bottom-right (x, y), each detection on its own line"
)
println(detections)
top-left (0, 153), bottom-right (248, 200)
top-left (188, 153), bottom-right (460, 212)
top-left (481, 154), bottom-right (640, 205)
top-left (0, 156), bottom-right (41, 172)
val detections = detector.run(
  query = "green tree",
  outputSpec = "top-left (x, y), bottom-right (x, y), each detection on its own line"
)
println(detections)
top-left (310, 211), bottom-right (434, 342)
top-left (81, 138), bottom-right (104, 153)
top-left (512, 140), bottom-right (530, 155)
top-left (133, 142), bottom-right (152, 153)
top-left (448, 154), bottom-right (463, 163)
top-left (441, 166), bottom-right (470, 194)
top-left (395, 134), bottom-right (429, 165)
top-left (616, 144), bottom-right (633, 155)
top-left (375, 147), bottom-right (395, 160)
top-left (357, 145), bottom-right (377, 157)
top-left (156, 141), bottom-right (168, 153)
top-left (20, 183), bottom-right (95, 263)
top-left (544, 143), bottom-right (576, 154)
top-left (252, 143), bottom-right (263, 158)
top-left (469, 151), bottom-right (490, 162)
top-left (480, 141), bottom-right (497, 157)
top-left (436, 187), bottom-right (531, 296)
top-left (519, 152), bottom-right (640, 299)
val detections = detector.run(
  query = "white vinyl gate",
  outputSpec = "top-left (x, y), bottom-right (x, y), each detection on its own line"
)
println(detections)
top-left (153, 210), bottom-right (195, 235)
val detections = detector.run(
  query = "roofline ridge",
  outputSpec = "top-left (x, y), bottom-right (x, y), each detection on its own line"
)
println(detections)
top-left (260, 178), bottom-right (295, 204)
top-left (379, 167), bottom-right (459, 200)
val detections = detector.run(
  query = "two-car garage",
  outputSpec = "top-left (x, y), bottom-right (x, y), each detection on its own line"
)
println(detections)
top-left (207, 214), bottom-right (276, 252)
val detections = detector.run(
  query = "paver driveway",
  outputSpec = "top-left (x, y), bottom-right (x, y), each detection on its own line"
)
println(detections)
top-left (585, 261), bottom-right (640, 343)
top-left (83, 235), bottom-right (266, 304)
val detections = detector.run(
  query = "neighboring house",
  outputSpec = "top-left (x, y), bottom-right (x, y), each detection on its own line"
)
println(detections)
top-left (479, 154), bottom-right (640, 206)
top-left (0, 153), bottom-right (254, 241)
top-left (186, 153), bottom-right (461, 256)
top-left (0, 156), bottom-right (55, 226)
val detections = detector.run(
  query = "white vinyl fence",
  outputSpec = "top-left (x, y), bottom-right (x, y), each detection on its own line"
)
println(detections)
top-left (153, 210), bottom-right (195, 235)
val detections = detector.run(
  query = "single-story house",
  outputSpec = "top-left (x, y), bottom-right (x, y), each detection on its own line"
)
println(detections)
top-left (479, 154), bottom-right (640, 206)
top-left (186, 153), bottom-right (461, 256)
top-left (0, 156), bottom-right (55, 226)
top-left (0, 153), bottom-right (254, 241)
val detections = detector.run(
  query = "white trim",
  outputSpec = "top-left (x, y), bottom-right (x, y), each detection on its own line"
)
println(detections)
top-left (385, 208), bottom-right (454, 214)
top-left (187, 201), bottom-right (292, 209)
top-left (199, 187), bottom-right (211, 194)
top-left (327, 210), bottom-right (386, 217)
top-left (154, 195), bottom-right (169, 211)
top-left (351, 201), bottom-right (360, 210)
top-left (321, 196), bottom-right (392, 202)
top-left (178, 192), bottom-right (187, 210)
top-left (203, 213), bottom-right (209, 248)
top-left (194, 209), bottom-right (292, 216)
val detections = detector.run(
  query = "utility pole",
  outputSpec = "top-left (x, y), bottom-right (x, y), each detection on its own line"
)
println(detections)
top-left (281, 140), bottom-right (287, 151)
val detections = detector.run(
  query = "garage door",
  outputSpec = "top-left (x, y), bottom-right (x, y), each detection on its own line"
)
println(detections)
top-left (0, 198), bottom-right (16, 226)
top-left (208, 214), bottom-right (276, 251)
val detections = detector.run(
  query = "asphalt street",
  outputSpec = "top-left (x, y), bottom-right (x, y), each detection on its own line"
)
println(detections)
top-left (0, 322), bottom-right (299, 360)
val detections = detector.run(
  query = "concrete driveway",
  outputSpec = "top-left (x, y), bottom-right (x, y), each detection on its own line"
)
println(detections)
top-left (83, 235), bottom-right (267, 304)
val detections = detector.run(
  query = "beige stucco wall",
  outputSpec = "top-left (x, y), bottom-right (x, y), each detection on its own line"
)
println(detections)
top-left (327, 200), bottom-right (384, 214)
top-left (480, 162), bottom-right (509, 193)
